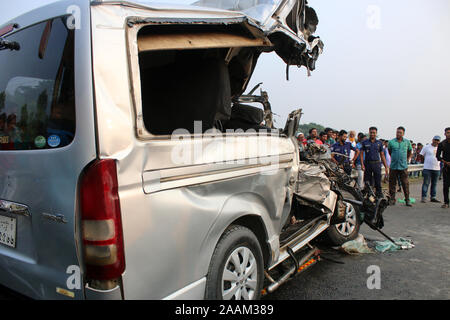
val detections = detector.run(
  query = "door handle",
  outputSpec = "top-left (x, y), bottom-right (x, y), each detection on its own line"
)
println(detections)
top-left (0, 199), bottom-right (30, 218)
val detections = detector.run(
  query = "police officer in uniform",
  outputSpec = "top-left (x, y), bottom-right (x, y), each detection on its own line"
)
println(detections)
top-left (331, 130), bottom-right (359, 175)
top-left (360, 127), bottom-right (389, 197)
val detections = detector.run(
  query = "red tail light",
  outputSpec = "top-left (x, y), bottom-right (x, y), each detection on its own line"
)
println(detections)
top-left (80, 159), bottom-right (125, 280)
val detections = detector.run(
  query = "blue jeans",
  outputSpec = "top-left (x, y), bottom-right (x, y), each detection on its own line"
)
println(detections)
top-left (422, 169), bottom-right (440, 199)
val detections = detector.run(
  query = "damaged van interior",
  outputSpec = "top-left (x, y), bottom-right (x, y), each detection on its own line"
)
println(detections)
top-left (133, 0), bottom-right (324, 137)
top-left (137, 24), bottom-right (275, 135)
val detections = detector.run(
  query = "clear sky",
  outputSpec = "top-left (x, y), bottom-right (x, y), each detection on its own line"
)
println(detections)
top-left (2, 0), bottom-right (449, 143)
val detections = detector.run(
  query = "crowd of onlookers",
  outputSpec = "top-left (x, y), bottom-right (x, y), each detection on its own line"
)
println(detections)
top-left (296, 126), bottom-right (450, 209)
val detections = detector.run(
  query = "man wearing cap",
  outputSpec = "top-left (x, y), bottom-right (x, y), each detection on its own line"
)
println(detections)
top-left (296, 132), bottom-right (307, 160)
top-left (420, 136), bottom-right (442, 203)
top-left (360, 127), bottom-right (389, 197)
top-left (296, 132), bottom-right (307, 146)
top-left (437, 127), bottom-right (450, 208)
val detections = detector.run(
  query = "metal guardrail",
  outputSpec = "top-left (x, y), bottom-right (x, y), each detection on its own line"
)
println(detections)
top-left (406, 164), bottom-right (425, 173)
top-left (350, 164), bottom-right (424, 178)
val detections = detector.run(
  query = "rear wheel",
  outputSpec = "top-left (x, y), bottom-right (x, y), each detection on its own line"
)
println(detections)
top-left (205, 225), bottom-right (264, 300)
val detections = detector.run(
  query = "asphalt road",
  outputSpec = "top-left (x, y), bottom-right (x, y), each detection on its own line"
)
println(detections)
top-left (265, 179), bottom-right (450, 300)
top-left (1, 179), bottom-right (449, 300)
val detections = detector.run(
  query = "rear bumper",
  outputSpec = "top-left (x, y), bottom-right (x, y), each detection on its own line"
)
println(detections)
top-left (85, 284), bottom-right (123, 300)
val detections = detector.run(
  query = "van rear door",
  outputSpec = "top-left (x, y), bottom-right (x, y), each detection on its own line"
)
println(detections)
top-left (0, 12), bottom-right (96, 299)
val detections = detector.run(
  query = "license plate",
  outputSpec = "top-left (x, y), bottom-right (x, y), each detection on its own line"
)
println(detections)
top-left (0, 215), bottom-right (16, 248)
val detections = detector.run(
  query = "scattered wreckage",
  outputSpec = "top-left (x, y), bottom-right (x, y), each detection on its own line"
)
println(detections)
top-left (230, 83), bottom-right (397, 295)
top-left (263, 113), bottom-right (393, 295)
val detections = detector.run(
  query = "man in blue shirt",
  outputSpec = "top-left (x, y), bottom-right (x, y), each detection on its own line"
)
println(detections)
top-left (331, 130), bottom-right (359, 175)
top-left (360, 127), bottom-right (389, 197)
top-left (388, 126), bottom-right (413, 206)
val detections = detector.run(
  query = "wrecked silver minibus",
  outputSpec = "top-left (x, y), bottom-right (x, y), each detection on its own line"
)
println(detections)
top-left (0, 0), bottom-right (387, 300)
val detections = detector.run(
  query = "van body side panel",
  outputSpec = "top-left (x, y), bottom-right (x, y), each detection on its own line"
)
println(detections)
top-left (91, 4), bottom-right (298, 299)
top-left (113, 135), bottom-right (295, 299)
top-left (0, 0), bottom-right (96, 299)
top-left (120, 164), bottom-right (293, 299)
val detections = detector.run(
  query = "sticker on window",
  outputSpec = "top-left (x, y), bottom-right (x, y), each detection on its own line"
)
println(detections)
top-left (47, 135), bottom-right (61, 148)
top-left (34, 136), bottom-right (46, 148)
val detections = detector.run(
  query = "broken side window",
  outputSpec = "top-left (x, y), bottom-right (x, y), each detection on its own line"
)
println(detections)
top-left (136, 25), bottom-right (272, 136)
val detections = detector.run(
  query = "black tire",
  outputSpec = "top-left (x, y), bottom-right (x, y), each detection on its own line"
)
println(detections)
top-left (205, 225), bottom-right (264, 300)
top-left (324, 201), bottom-right (361, 246)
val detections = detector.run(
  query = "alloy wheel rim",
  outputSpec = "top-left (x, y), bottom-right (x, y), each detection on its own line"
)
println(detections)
top-left (222, 246), bottom-right (258, 300)
top-left (335, 202), bottom-right (357, 236)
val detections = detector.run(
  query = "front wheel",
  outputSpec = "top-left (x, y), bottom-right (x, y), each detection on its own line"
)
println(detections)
top-left (325, 201), bottom-right (361, 246)
top-left (205, 225), bottom-right (264, 300)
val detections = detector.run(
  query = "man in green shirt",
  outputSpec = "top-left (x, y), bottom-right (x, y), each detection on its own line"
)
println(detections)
top-left (325, 128), bottom-right (336, 145)
top-left (388, 126), bottom-right (413, 206)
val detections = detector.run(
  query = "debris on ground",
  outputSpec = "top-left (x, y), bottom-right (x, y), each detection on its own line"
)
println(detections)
top-left (397, 198), bottom-right (416, 204)
top-left (374, 237), bottom-right (415, 252)
top-left (339, 234), bottom-right (374, 254)
top-left (338, 234), bottom-right (415, 254)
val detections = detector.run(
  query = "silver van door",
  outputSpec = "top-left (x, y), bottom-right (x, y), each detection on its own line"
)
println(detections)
top-left (0, 9), bottom-right (96, 299)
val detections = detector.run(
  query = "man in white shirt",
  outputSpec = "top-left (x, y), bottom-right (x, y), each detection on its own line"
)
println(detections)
top-left (420, 136), bottom-right (442, 203)
top-left (346, 130), bottom-right (357, 160)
